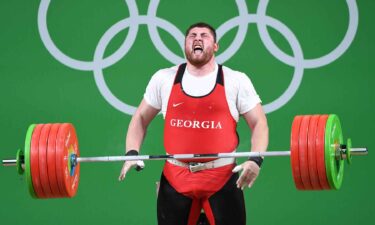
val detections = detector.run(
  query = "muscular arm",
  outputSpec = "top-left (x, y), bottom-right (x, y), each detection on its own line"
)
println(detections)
top-left (125, 99), bottom-right (160, 152)
top-left (119, 99), bottom-right (159, 181)
top-left (242, 103), bottom-right (269, 153)
top-left (234, 103), bottom-right (268, 189)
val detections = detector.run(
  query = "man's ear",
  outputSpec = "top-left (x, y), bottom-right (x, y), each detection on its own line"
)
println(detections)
top-left (214, 42), bottom-right (219, 52)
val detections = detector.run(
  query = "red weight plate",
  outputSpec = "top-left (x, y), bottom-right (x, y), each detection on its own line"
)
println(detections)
top-left (307, 115), bottom-right (321, 190)
top-left (55, 123), bottom-right (69, 197)
top-left (316, 115), bottom-right (331, 190)
top-left (290, 116), bottom-right (304, 190)
top-left (299, 115), bottom-right (313, 190)
top-left (47, 123), bottom-right (62, 198)
top-left (38, 124), bottom-right (53, 198)
top-left (56, 123), bottom-right (80, 198)
top-left (30, 124), bottom-right (45, 198)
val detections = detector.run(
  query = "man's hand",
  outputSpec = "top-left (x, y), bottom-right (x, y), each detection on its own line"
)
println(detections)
top-left (118, 160), bottom-right (145, 181)
top-left (232, 160), bottom-right (260, 190)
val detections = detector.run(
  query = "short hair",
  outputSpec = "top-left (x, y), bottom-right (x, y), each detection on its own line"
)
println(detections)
top-left (185, 22), bottom-right (217, 42)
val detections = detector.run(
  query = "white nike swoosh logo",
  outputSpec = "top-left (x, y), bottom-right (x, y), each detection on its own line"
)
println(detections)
top-left (172, 102), bottom-right (184, 107)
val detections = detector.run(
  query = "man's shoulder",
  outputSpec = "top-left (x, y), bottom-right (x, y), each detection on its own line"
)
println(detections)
top-left (221, 65), bottom-right (250, 82)
top-left (152, 65), bottom-right (178, 78)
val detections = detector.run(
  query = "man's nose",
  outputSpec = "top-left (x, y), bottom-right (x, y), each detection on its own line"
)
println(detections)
top-left (194, 34), bottom-right (202, 40)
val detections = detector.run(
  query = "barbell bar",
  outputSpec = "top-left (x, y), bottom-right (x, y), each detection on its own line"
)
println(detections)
top-left (2, 147), bottom-right (368, 165)
top-left (2, 114), bottom-right (368, 199)
top-left (2, 149), bottom-right (367, 165)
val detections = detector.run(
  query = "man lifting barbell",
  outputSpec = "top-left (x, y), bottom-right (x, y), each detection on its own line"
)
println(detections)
top-left (116, 21), bottom-right (265, 225)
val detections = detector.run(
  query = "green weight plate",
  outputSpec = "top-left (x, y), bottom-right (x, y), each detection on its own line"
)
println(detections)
top-left (24, 124), bottom-right (37, 198)
top-left (16, 149), bottom-right (24, 175)
top-left (324, 114), bottom-right (344, 190)
top-left (346, 138), bottom-right (352, 165)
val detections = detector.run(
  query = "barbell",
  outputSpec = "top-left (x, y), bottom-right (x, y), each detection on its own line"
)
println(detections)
top-left (2, 114), bottom-right (368, 199)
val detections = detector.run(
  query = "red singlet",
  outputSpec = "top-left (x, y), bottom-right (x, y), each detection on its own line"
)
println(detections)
top-left (163, 63), bottom-right (238, 197)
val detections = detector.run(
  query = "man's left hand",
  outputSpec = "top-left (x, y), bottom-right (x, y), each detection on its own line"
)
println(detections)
top-left (232, 161), bottom-right (260, 190)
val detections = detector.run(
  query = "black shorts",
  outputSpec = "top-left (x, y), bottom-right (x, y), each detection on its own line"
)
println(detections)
top-left (157, 172), bottom-right (246, 225)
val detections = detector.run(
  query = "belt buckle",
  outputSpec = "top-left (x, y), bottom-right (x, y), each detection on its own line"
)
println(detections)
top-left (189, 162), bottom-right (206, 173)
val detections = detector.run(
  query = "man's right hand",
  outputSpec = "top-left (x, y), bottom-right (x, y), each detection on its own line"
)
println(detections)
top-left (118, 160), bottom-right (145, 181)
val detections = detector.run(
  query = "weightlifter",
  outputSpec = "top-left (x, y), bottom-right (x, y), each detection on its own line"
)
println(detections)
top-left (118, 22), bottom-right (269, 225)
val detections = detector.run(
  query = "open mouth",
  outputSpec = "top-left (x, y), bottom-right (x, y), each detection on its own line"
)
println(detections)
top-left (193, 44), bottom-right (203, 54)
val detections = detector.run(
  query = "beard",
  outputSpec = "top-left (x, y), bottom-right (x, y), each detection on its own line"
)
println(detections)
top-left (185, 47), bottom-right (215, 67)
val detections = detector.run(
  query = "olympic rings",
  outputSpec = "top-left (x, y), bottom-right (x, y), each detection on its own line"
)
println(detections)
top-left (37, 0), bottom-right (359, 115)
